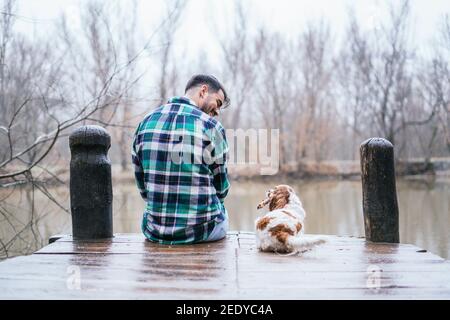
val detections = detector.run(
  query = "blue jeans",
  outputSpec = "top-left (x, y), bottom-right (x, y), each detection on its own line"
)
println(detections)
top-left (204, 217), bottom-right (229, 242)
top-left (142, 211), bottom-right (229, 244)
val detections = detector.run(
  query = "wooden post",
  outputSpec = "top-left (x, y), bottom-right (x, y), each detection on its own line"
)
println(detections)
top-left (69, 125), bottom-right (113, 239)
top-left (360, 138), bottom-right (399, 243)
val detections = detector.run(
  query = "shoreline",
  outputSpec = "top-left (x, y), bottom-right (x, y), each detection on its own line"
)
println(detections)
top-left (1, 158), bottom-right (449, 188)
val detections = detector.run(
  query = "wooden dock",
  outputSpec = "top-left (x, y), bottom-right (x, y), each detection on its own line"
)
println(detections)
top-left (0, 232), bottom-right (449, 299)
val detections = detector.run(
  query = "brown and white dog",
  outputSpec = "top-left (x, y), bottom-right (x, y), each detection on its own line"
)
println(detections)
top-left (255, 185), bottom-right (326, 253)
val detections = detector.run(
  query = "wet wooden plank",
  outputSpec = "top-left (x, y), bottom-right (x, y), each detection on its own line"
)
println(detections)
top-left (0, 232), bottom-right (449, 299)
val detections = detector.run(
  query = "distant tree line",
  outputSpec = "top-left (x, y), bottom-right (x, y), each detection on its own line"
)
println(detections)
top-left (216, 1), bottom-right (449, 166)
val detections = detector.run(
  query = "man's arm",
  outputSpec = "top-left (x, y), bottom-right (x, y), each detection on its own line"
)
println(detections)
top-left (209, 126), bottom-right (230, 203)
top-left (211, 153), bottom-right (230, 203)
top-left (131, 132), bottom-right (148, 202)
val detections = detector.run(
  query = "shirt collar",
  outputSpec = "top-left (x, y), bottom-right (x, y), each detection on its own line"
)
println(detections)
top-left (167, 96), bottom-right (198, 107)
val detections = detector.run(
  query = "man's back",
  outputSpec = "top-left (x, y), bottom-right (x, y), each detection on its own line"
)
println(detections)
top-left (132, 96), bottom-right (230, 244)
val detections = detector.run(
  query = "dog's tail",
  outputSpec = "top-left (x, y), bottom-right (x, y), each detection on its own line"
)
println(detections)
top-left (288, 235), bottom-right (327, 251)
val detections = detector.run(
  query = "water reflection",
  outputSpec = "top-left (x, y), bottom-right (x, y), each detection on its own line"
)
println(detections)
top-left (227, 180), bottom-right (365, 237)
top-left (0, 177), bottom-right (449, 260)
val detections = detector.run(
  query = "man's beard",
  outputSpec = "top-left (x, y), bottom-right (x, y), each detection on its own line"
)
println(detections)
top-left (200, 102), bottom-right (217, 117)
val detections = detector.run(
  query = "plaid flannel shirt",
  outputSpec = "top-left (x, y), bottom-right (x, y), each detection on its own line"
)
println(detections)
top-left (132, 96), bottom-right (230, 244)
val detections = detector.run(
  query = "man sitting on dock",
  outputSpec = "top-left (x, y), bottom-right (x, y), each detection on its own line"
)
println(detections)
top-left (132, 74), bottom-right (231, 244)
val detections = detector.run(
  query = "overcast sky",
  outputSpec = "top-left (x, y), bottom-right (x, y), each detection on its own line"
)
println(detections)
top-left (12, 0), bottom-right (450, 69)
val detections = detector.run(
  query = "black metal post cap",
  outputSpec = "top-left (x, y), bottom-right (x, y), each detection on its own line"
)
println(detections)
top-left (360, 137), bottom-right (393, 149)
top-left (69, 125), bottom-right (111, 149)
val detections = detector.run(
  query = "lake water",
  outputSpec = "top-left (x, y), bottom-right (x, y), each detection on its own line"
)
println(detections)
top-left (1, 177), bottom-right (449, 260)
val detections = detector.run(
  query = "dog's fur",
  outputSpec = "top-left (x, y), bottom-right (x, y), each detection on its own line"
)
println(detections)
top-left (255, 185), bottom-right (326, 253)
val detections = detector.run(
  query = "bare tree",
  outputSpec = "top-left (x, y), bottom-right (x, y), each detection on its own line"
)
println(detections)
top-left (249, 20), bottom-right (337, 166)
top-left (431, 14), bottom-right (450, 153)
top-left (0, 0), bottom-right (63, 182)
top-left (294, 20), bottom-right (336, 162)
top-left (337, 10), bottom-right (373, 159)
top-left (0, 0), bottom-right (13, 118)
top-left (0, 0), bottom-right (185, 260)
top-left (218, 1), bottom-right (260, 129)
top-left (341, 1), bottom-right (440, 160)
top-left (1, 0), bottom-right (67, 259)
top-left (156, 0), bottom-right (186, 105)
top-left (252, 29), bottom-right (295, 167)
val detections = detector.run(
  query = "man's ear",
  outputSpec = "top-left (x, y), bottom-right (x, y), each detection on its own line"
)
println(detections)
top-left (199, 84), bottom-right (208, 98)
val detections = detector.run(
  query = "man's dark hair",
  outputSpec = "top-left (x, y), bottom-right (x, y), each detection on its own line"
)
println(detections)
top-left (185, 74), bottom-right (230, 109)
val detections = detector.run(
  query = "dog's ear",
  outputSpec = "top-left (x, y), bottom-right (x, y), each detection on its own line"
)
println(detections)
top-left (257, 197), bottom-right (271, 209)
top-left (269, 187), bottom-right (290, 211)
top-left (257, 187), bottom-right (276, 209)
